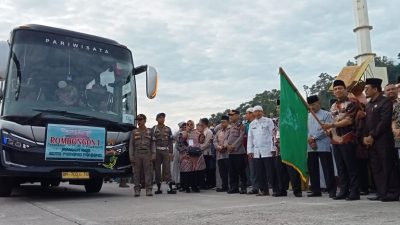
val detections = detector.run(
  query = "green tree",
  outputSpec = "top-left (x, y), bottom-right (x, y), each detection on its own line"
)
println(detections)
top-left (346, 60), bottom-right (356, 66)
top-left (374, 55), bottom-right (400, 83)
top-left (209, 89), bottom-right (280, 125)
top-left (303, 73), bottom-right (335, 110)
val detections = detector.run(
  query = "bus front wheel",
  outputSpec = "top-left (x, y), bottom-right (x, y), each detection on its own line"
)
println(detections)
top-left (0, 177), bottom-right (13, 197)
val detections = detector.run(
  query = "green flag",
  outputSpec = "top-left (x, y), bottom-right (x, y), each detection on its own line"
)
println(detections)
top-left (279, 68), bottom-right (308, 182)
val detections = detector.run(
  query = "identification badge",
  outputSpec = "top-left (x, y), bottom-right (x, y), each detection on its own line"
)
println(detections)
top-left (188, 139), bottom-right (194, 146)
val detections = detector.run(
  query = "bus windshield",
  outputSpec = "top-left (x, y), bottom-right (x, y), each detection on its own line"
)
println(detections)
top-left (3, 29), bottom-right (136, 125)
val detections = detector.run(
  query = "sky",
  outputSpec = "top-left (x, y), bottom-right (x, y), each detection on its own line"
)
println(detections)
top-left (0, 0), bottom-right (399, 130)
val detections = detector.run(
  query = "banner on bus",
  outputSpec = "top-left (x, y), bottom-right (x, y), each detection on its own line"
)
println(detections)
top-left (45, 124), bottom-right (106, 162)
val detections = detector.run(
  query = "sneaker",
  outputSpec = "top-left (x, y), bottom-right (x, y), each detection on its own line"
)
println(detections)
top-left (155, 190), bottom-right (162, 194)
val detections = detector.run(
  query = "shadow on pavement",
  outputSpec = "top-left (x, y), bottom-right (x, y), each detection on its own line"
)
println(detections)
top-left (8, 183), bottom-right (123, 202)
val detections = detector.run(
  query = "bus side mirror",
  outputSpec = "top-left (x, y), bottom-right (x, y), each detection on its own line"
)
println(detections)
top-left (146, 66), bottom-right (158, 99)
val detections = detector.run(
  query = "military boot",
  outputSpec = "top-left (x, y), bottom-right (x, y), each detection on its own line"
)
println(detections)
top-left (134, 189), bottom-right (140, 197)
top-left (146, 189), bottom-right (153, 196)
top-left (167, 182), bottom-right (177, 194)
top-left (155, 183), bottom-right (162, 194)
top-left (119, 178), bottom-right (130, 188)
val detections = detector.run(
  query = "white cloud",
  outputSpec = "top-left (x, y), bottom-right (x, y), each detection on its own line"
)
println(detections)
top-left (0, 0), bottom-right (398, 129)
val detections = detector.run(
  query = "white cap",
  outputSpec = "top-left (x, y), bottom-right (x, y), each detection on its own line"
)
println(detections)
top-left (58, 80), bottom-right (67, 89)
top-left (253, 105), bottom-right (263, 112)
top-left (246, 107), bottom-right (254, 113)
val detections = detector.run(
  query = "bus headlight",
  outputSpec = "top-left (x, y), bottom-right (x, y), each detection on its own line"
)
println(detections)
top-left (2, 131), bottom-right (36, 150)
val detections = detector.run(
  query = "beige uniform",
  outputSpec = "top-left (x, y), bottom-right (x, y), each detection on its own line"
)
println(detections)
top-left (129, 127), bottom-right (155, 191)
top-left (152, 125), bottom-right (174, 184)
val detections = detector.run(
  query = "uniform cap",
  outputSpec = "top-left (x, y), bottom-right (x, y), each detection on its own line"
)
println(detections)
top-left (221, 115), bottom-right (229, 121)
top-left (253, 105), bottom-right (263, 112)
top-left (178, 121), bottom-right (186, 128)
top-left (156, 112), bottom-right (166, 119)
top-left (58, 80), bottom-right (68, 89)
top-left (136, 114), bottom-right (147, 120)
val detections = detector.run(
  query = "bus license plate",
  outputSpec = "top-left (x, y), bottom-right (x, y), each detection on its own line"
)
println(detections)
top-left (61, 172), bottom-right (90, 179)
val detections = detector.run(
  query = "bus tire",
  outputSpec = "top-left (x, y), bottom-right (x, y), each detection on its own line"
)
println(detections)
top-left (40, 181), bottom-right (50, 188)
top-left (84, 178), bottom-right (103, 193)
top-left (50, 180), bottom-right (61, 187)
top-left (0, 177), bottom-right (13, 197)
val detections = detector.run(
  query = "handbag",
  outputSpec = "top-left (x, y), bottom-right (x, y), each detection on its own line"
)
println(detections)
top-left (188, 147), bottom-right (202, 157)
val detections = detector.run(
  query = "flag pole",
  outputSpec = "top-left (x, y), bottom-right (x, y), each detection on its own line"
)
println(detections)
top-left (279, 67), bottom-right (326, 129)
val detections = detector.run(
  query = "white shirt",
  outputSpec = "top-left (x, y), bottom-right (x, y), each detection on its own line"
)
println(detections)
top-left (247, 117), bottom-right (275, 158)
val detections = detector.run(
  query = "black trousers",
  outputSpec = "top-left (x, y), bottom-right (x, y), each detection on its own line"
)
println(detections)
top-left (203, 155), bottom-right (216, 188)
top-left (308, 151), bottom-right (336, 194)
top-left (369, 143), bottom-right (400, 198)
top-left (275, 156), bottom-right (301, 194)
top-left (218, 158), bottom-right (229, 190)
top-left (332, 143), bottom-right (359, 196)
top-left (357, 158), bottom-right (370, 192)
top-left (254, 157), bottom-right (278, 193)
top-left (229, 154), bottom-right (247, 190)
top-left (275, 156), bottom-right (289, 192)
top-left (287, 165), bottom-right (302, 195)
top-left (181, 170), bottom-right (203, 190)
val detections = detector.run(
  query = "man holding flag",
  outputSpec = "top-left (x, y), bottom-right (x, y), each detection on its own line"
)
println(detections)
top-left (322, 80), bottom-right (360, 201)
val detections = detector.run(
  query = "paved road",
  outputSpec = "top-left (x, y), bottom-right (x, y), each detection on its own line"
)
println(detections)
top-left (0, 183), bottom-right (399, 225)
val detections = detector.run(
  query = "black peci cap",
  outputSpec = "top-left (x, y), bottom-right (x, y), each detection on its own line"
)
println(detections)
top-left (307, 95), bottom-right (319, 104)
top-left (333, 80), bottom-right (346, 88)
top-left (365, 78), bottom-right (382, 86)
